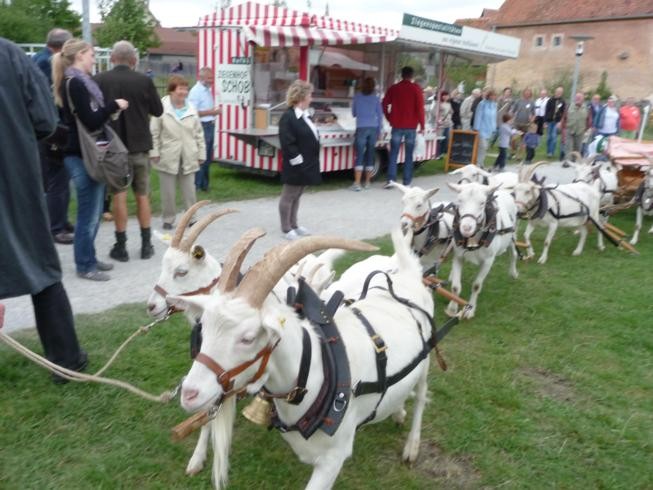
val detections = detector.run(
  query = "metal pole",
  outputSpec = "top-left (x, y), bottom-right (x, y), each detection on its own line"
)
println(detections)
top-left (570, 51), bottom-right (581, 104)
top-left (82, 0), bottom-right (92, 43)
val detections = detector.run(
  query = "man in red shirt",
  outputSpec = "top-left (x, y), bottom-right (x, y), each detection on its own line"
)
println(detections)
top-left (619, 97), bottom-right (641, 139)
top-left (382, 66), bottom-right (425, 187)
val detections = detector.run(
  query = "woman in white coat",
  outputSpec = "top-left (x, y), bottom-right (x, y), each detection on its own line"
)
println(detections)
top-left (150, 75), bottom-right (205, 229)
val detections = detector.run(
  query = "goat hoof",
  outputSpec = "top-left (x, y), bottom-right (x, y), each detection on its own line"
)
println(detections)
top-left (402, 439), bottom-right (420, 464)
top-left (571, 250), bottom-right (581, 257)
top-left (537, 256), bottom-right (547, 264)
top-left (392, 408), bottom-right (407, 425)
top-left (185, 459), bottom-right (205, 476)
top-left (629, 239), bottom-right (637, 245)
top-left (462, 308), bottom-right (475, 320)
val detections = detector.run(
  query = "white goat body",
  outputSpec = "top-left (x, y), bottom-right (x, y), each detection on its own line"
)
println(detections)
top-left (630, 166), bottom-right (653, 245)
top-left (571, 159), bottom-right (618, 209)
top-left (445, 182), bottom-right (519, 319)
top-left (513, 180), bottom-right (604, 264)
top-left (171, 230), bottom-right (434, 489)
top-left (450, 165), bottom-right (519, 190)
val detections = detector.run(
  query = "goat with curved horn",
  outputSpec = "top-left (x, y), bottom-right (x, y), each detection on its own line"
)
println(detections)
top-left (172, 200), bottom-right (211, 248)
top-left (237, 236), bottom-right (378, 308)
top-left (179, 209), bottom-right (239, 252)
top-left (520, 160), bottom-right (548, 182)
top-left (217, 228), bottom-right (267, 293)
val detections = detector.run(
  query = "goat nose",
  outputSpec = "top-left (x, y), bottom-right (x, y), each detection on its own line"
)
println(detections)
top-left (182, 387), bottom-right (199, 403)
top-left (147, 303), bottom-right (156, 312)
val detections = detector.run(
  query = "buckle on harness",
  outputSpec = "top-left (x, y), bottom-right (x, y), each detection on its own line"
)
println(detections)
top-left (370, 334), bottom-right (387, 353)
top-left (286, 386), bottom-right (308, 403)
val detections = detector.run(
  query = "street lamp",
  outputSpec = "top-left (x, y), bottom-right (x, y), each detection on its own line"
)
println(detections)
top-left (569, 35), bottom-right (593, 102)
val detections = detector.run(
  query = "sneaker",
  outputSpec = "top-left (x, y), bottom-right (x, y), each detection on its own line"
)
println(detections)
top-left (109, 244), bottom-right (129, 262)
top-left (53, 232), bottom-right (74, 245)
top-left (284, 229), bottom-right (300, 240)
top-left (363, 183), bottom-right (370, 190)
top-left (96, 260), bottom-right (114, 271)
top-left (162, 223), bottom-right (174, 231)
top-left (294, 226), bottom-right (311, 236)
top-left (383, 180), bottom-right (396, 190)
top-left (77, 270), bottom-right (110, 281)
top-left (350, 183), bottom-right (362, 192)
top-left (52, 350), bottom-right (89, 385)
top-left (141, 243), bottom-right (155, 260)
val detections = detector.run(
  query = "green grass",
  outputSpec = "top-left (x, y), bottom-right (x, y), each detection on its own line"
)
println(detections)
top-left (2, 209), bottom-right (652, 489)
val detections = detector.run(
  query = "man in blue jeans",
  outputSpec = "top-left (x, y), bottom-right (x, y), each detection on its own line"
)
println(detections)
top-left (189, 67), bottom-right (221, 191)
top-left (544, 86), bottom-right (566, 158)
top-left (382, 66), bottom-right (425, 187)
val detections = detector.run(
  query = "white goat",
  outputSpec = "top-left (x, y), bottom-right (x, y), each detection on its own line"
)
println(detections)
top-left (450, 164), bottom-right (519, 190)
top-left (168, 229), bottom-right (435, 489)
top-left (570, 156), bottom-right (618, 209)
top-left (513, 162), bottom-right (604, 264)
top-left (630, 165), bottom-right (653, 245)
top-left (444, 182), bottom-right (519, 319)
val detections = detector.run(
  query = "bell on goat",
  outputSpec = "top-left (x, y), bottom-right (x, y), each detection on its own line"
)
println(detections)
top-left (242, 393), bottom-right (272, 426)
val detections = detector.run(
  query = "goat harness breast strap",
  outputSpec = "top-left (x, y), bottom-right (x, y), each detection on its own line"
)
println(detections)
top-left (453, 196), bottom-right (513, 250)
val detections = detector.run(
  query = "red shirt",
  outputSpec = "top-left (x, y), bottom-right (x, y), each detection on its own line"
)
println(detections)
top-left (382, 79), bottom-right (425, 130)
top-left (619, 105), bottom-right (641, 131)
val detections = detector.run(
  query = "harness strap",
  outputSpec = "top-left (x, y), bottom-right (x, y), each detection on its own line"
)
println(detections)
top-left (546, 188), bottom-right (590, 220)
top-left (352, 307), bottom-right (387, 395)
top-left (262, 327), bottom-right (311, 404)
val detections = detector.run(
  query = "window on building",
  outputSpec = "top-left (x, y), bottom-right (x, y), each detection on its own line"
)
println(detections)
top-left (533, 35), bottom-right (545, 48)
top-left (552, 34), bottom-right (563, 47)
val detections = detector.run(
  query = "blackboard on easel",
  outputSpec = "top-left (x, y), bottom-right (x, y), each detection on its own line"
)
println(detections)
top-left (444, 130), bottom-right (479, 171)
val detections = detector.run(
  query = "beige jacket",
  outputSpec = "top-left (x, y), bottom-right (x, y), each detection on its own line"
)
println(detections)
top-left (149, 95), bottom-right (205, 175)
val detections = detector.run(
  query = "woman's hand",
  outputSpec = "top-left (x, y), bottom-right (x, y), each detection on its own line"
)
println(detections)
top-left (116, 99), bottom-right (129, 111)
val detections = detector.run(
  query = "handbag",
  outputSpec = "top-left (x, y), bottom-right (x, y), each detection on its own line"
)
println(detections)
top-left (65, 78), bottom-right (130, 191)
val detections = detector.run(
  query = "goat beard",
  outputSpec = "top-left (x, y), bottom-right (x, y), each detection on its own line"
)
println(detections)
top-left (211, 395), bottom-right (237, 490)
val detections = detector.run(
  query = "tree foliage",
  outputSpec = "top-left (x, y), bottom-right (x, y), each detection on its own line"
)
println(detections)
top-left (95, 0), bottom-right (159, 54)
top-left (593, 71), bottom-right (612, 100)
top-left (0, 0), bottom-right (81, 43)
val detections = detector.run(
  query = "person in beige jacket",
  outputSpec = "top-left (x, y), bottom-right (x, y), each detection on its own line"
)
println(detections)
top-left (150, 75), bottom-right (205, 229)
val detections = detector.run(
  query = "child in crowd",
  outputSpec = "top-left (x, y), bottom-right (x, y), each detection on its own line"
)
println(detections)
top-left (522, 123), bottom-right (541, 164)
top-left (493, 113), bottom-right (518, 171)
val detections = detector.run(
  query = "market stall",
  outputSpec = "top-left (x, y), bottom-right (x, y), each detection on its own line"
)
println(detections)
top-left (196, 2), bottom-right (520, 175)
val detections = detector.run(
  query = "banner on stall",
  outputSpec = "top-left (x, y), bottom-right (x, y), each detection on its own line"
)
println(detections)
top-left (217, 64), bottom-right (252, 104)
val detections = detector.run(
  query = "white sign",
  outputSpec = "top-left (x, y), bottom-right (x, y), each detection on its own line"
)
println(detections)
top-left (217, 64), bottom-right (251, 104)
top-left (400, 13), bottom-right (520, 62)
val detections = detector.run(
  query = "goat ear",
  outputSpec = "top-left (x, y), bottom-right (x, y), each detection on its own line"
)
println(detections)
top-left (487, 183), bottom-right (502, 194)
top-left (166, 294), bottom-right (212, 314)
top-left (391, 182), bottom-right (408, 193)
top-left (191, 244), bottom-right (206, 261)
top-left (477, 167), bottom-right (491, 177)
top-left (449, 168), bottom-right (463, 175)
top-left (447, 182), bottom-right (462, 193)
top-left (426, 187), bottom-right (440, 199)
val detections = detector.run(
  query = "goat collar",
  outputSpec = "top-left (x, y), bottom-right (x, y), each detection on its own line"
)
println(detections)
top-left (516, 187), bottom-right (548, 220)
top-left (195, 337), bottom-right (280, 398)
top-left (402, 208), bottom-right (430, 232)
top-left (154, 274), bottom-right (221, 313)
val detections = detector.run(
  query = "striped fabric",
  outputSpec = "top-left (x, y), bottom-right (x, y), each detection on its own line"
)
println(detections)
top-left (242, 25), bottom-right (396, 47)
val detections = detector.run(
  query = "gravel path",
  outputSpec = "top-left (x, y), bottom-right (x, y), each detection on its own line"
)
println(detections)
top-left (3, 163), bottom-right (572, 333)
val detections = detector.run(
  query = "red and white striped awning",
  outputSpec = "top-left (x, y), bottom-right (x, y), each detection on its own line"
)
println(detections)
top-left (243, 25), bottom-right (397, 47)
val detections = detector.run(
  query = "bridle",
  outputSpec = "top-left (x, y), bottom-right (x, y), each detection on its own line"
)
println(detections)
top-left (152, 274), bottom-right (221, 314)
top-left (194, 337), bottom-right (280, 399)
top-left (402, 208), bottom-right (430, 232)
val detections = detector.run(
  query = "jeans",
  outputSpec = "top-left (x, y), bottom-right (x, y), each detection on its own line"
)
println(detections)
top-left (494, 147), bottom-right (507, 170)
top-left (64, 155), bottom-right (105, 274)
top-left (195, 121), bottom-right (215, 190)
top-left (546, 122), bottom-right (558, 156)
top-left (39, 143), bottom-right (71, 234)
top-left (354, 127), bottom-right (377, 170)
top-left (525, 147), bottom-right (536, 163)
top-left (388, 128), bottom-right (416, 185)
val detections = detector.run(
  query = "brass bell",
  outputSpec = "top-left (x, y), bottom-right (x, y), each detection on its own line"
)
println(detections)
top-left (241, 393), bottom-right (272, 426)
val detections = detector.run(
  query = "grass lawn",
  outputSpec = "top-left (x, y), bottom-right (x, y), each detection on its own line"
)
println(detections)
top-left (1, 209), bottom-right (651, 489)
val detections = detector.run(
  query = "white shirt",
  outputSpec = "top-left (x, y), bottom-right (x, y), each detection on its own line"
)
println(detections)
top-left (601, 107), bottom-right (619, 134)
top-left (535, 97), bottom-right (549, 117)
top-left (188, 82), bottom-right (215, 123)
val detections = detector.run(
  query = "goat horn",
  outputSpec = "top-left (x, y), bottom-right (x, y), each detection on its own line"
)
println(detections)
top-left (172, 200), bottom-right (210, 248)
top-left (237, 236), bottom-right (378, 308)
top-left (523, 161), bottom-right (548, 182)
top-left (179, 208), bottom-right (239, 252)
top-left (568, 151), bottom-right (582, 163)
top-left (217, 227), bottom-right (267, 293)
top-left (306, 262), bottom-right (324, 284)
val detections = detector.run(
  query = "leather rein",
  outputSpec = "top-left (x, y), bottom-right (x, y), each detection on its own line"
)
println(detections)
top-left (153, 275), bottom-right (221, 314)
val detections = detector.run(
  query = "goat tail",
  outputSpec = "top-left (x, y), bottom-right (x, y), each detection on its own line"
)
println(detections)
top-left (211, 396), bottom-right (237, 490)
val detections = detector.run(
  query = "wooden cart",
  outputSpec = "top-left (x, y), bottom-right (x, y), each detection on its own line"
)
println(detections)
top-left (607, 137), bottom-right (652, 203)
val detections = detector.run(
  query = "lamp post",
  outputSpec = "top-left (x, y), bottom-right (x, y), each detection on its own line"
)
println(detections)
top-left (569, 35), bottom-right (593, 101)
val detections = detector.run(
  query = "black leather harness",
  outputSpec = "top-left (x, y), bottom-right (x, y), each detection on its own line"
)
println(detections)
top-left (453, 195), bottom-right (515, 250)
top-left (634, 181), bottom-right (653, 212)
top-left (413, 203), bottom-right (454, 258)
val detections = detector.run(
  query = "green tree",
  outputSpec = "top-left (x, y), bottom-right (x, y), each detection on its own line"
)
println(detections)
top-left (444, 61), bottom-right (487, 94)
top-left (593, 71), bottom-right (612, 100)
top-left (0, 0), bottom-right (80, 43)
top-left (95, 0), bottom-right (159, 54)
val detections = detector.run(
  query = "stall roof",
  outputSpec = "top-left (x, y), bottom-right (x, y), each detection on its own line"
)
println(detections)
top-left (242, 25), bottom-right (394, 47)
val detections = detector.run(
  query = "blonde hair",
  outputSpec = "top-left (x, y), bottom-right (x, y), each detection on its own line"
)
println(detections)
top-left (52, 38), bottom-right (92, 107)
top-left (286, 80), bottom-right (313, 108)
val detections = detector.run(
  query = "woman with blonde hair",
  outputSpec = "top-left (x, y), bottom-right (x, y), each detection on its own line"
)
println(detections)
top-left (53, 39), bottom-right (129, 281)
top-left (278, 79), bottom-right (321, 240)
top-left (149, 74), bottom-right (205, 230)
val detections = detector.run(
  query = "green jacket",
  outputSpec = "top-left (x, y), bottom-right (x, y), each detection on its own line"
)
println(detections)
top-left (566, 103), bottom-right (588, 135)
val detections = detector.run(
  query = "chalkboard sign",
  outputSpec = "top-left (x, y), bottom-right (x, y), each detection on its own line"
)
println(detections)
top-left (445, 130), bottom-right (479, 171)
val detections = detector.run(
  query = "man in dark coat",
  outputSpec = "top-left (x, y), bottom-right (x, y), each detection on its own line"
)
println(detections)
top-left (33, 28), bottom-right (76, 244)
top-left (0, 38), bottom-right (87, 382)
top-left (278, 80), bottom-right (321, 240)
top-left (95, 40), bottom-right (164, 262)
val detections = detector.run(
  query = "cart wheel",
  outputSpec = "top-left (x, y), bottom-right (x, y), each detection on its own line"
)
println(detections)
top-left (369, 149), bottom-right (388, 180)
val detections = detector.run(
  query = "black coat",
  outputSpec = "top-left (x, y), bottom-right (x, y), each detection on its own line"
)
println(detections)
top-left (544, 97), bottom-right (566, 123)
top-left (278, 108), bottom-right (321, 186)
top-left (0, 38), bottom-right (60, 299)
top-left (94, 65), bottom-right (163, 153)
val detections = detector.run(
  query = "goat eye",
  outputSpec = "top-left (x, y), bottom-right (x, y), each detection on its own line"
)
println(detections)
top-left (240, 335), bottom-right (255, 345)
top-left (174, 269), bottom-right (188, 278)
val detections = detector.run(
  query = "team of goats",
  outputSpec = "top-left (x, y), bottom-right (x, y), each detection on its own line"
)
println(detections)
top-left (143, 155), bottom-right (651, 489)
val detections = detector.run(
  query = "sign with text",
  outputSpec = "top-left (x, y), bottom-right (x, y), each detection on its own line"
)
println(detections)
top-left (217, 64), bottom-right (251, 104)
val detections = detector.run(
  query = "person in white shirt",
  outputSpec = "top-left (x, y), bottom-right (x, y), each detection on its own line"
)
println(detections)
top-left (534, 88), bottom-right (549, 136)
top-left (188, 67), bottom-right (221, 192)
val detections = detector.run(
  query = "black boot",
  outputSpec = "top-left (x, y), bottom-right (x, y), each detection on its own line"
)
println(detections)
top-left (109, 231), bottom-right (129, 262)
top-left (141, 227), bottom-right (154, 259)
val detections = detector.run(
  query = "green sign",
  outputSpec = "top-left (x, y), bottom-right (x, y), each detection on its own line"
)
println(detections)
top-left (402, 14), bottom-right (463, 36)
top-left (231, 56), bottom-right (251, 65)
